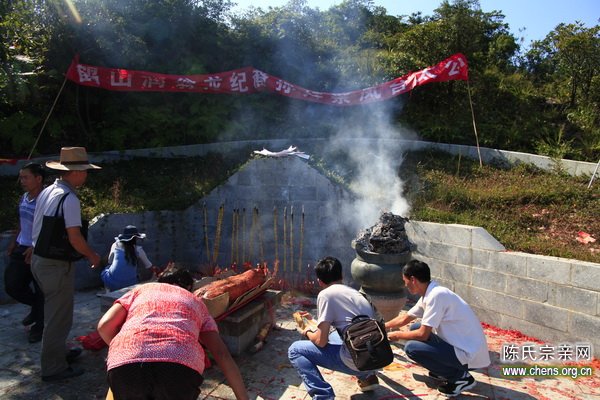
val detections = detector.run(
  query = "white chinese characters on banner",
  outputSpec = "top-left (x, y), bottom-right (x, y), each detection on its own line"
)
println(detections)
top-left (77, 65), bottom-right (100, 85)
top-left (331, 94), bottom-right (351, 105)
top-left (359, 88), bottom-right (382, 103)
top-left (417, 68), bottom-right (437, 83)
top-left (446, 58), bottom-right (465, 76)
top-left (275, 80), bottom-right (294, 94)
top-left (142, 75), bottom-right (165, 89)
top-left (176, 77), bottom-right (196, 89)
top-left (110, 70), bottom-right (132, 87)
top-left (390, 81), bottom-right (407, 95)
top-left (66, 53), bottom-right (469, 105)
top-left (205, 76), bottom-right (222, 90)
top-left (301, 90), bottom-right (323, 100)
top-left (252, 70), bottom-right (269, 88)
top-left (230, 72), bottom-right (248, 92)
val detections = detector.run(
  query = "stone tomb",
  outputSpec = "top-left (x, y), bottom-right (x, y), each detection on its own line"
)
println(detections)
top-left (217, 289), bottom-right (282, 356)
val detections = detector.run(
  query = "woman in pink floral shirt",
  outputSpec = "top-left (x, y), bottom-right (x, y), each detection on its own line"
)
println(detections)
top-left (97, 268), bottom-right (248, 400)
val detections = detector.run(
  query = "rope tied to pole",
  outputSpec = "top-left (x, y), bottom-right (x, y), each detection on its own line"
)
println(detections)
top-left (27, 74), bottom-right (69, 161)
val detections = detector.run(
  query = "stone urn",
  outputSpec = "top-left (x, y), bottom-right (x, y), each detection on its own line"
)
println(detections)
top-left (350, 240), bottom-right (411, 321)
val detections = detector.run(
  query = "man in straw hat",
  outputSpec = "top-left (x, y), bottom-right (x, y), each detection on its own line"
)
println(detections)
top-left (31, 147), bottom-right (102, 382)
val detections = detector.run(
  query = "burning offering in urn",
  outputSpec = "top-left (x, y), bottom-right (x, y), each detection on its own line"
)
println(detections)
top-left (354, 212), bottom-right (411, 255)
top-left (351, 212), bottom-right (412, 321)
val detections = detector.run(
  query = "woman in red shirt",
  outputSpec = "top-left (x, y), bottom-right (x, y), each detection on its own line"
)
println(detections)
top-left (97, 268), bottom-right (248, 400)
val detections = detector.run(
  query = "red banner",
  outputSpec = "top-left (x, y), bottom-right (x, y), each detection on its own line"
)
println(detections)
top-left (66, 53), bottom-right (468, 106)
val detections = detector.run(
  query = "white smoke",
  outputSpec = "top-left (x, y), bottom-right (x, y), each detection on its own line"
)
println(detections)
top-left (223, 3), bottom-right (420, 234)
top-left (325, 104), bottom-right (416, 234)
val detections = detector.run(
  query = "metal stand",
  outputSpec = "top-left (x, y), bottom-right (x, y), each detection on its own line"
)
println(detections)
top-left (588, 159), bottom-right (600, 189)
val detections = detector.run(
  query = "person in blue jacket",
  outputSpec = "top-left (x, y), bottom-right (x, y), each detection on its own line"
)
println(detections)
top-left (100, 225), bottom-right (157, 291)
top-left (5, 162), bottom-right (46, 343)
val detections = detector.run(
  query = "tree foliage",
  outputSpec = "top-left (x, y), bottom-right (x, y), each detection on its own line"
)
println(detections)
top-left (525, 23), bottom-right (600, 159)
top-left (1, 0), bottom-right (598, 161)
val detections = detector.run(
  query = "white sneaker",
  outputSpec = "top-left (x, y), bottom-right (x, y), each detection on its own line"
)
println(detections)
top-left (437, 373), bottom-right (476, 397)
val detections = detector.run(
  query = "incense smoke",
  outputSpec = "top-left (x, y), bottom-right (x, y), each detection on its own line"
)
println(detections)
top-left (222, 3), bottom-right (418, 235)
top-left (323, 103), bottom-right (415, 234)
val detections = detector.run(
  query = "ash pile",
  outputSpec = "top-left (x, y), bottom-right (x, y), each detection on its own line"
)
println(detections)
top-left (354, 212), bottom-right (411, 254)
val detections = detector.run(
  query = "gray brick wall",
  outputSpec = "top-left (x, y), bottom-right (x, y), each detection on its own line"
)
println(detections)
top-left (76, 157), bottom-right (359, 289)
top-left (407, 220), bottom-right (600, 357)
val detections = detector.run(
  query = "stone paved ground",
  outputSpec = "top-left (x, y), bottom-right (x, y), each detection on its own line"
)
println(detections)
top-left (0, 290), bottom-right (599, 399)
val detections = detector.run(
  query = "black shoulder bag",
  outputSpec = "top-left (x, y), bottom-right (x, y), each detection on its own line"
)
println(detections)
top-left (342, 293), bottom-right (394, 371)
top-left (34, 193), bottom-right (88, 261)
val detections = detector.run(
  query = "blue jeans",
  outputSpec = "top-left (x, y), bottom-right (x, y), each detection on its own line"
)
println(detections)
top-left (404, 322), bottom-right (468, 382)
top-left (288, 332), bottom-right (372, 399)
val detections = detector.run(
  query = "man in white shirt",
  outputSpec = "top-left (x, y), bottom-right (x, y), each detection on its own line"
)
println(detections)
top-left (31, 147), bottom-right (102, 382)
top-left (288, 256), bottom-right (380, 399)
top-left (385, 259), bottom-right (490, 397)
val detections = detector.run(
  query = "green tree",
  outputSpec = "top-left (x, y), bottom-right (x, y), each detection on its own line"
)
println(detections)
top-left (0, 0), bottom-right (62, 155)
top-left (52, 0), bottom-right (241, 150)
top-left (381, 0), bottom-right (525, 148)
top-left (2, 0), bottom-right (597, 162)
top-left (529, 23), bottom-right (600, 107)
top-left (526, 23), bottom-right (600, 160)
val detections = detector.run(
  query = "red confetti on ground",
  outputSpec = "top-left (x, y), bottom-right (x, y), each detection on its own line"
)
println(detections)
top-left (564, 358), bottom-right (600, 369)
top-left (481, 323), bottom-right (600, 389)
top-left (564, 358), bottom-right (600, 388)
top-left (481, 322), bottom-right (544, 343)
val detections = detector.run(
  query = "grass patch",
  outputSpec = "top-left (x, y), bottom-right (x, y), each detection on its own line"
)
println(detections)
top-left (403, 150), bottom-right (600, 263)
top-left (0, 149), bottom-right (250, 231)
top-left (1, 148), bottom-right (598, 263)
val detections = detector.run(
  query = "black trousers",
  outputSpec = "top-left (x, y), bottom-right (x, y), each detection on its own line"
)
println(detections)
top-left (4, 246), bottom-right (44, 327)
top-left (108, 362), bottom-right (204, 400)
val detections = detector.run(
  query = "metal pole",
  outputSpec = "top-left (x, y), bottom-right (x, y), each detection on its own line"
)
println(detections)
top-left (27, 74), bottom-right (69, 160)
top-left (466, 79), bottom-right (483, 168)
top-left (290, 206), bottom-right (294, 275)
top-left (283, 207), bottom-right (287, 272)
top-left (212, 204), bottom-right (224, 265)
top-left (273, 206), bottom-right (278, 263)
top-left (231, 208), bottom-right (237, 265)
top-left (203, 203), bottom-right (210, 263)
top-left (588, 159), bottom-right (600, 189)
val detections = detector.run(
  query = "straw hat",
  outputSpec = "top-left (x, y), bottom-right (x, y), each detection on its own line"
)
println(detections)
top-left (116, 225), bottom-right (147, 242)
top-left (46, 147), bottom-right (102, 171)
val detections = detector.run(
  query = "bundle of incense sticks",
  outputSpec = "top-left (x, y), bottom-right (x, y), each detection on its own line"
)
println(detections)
top-left (293, 311), bottom-right (317, 332)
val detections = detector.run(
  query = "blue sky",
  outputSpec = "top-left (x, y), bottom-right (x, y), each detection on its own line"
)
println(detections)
top-left (231, 0), bottom-right (599, 47)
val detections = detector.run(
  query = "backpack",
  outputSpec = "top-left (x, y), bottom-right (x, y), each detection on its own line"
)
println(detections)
top-left (34, 192), bottom-right (88, 262)
top-left (343, 307), bottom-right (394, 371)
